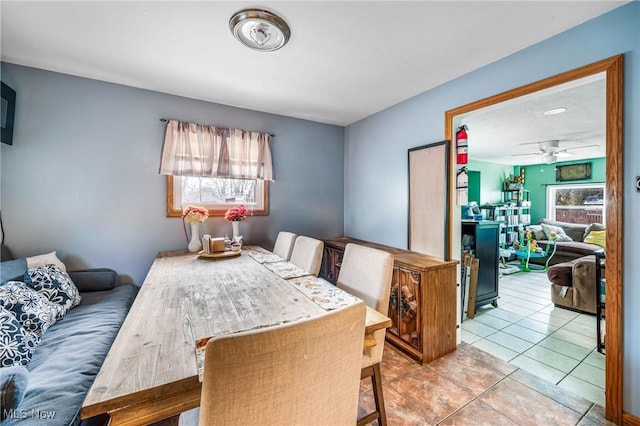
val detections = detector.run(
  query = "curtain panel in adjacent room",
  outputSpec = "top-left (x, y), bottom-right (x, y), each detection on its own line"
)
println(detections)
top-left (159, 120), bottom-right (273, 181)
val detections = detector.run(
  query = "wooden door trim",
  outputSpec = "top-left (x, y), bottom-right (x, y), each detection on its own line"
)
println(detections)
top-left (444, 55), bottom-right (624, 423)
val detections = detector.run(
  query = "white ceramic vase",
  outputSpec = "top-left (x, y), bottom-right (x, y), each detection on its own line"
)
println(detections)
top-left (232, 221), bottom-right (241, 241)
top-left (188, 222), bottom-right (202, 252)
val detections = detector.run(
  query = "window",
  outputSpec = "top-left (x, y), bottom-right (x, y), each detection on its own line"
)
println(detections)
top-left (546, 183), bottom-right (605, 224)
top-left (167, 176), bottom-right (268, 217)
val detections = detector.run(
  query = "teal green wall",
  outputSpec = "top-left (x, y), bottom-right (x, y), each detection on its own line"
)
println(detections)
top-left (519, 157), bottom-right (606, 223)
top-left (467, 159), bottom-right (513, 205)
top-left (468, 170), bottom-right (481, 205)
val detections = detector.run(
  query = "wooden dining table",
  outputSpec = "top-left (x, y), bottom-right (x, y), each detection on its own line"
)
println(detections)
top-left (81, 248), bottom-right (392, 426)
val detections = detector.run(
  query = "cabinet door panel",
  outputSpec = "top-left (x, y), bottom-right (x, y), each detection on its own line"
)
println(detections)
top-left (396, 268), bottom-right (421, 350)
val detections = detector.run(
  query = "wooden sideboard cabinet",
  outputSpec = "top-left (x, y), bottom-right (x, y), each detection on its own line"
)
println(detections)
top-left (320, 237), bottom-right (458, 364)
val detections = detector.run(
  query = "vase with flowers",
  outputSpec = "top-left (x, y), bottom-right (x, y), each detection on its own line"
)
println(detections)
top-left (183, 205), bottom-right (209, 252)
top-left (224, 204), bottom-right (247, 246)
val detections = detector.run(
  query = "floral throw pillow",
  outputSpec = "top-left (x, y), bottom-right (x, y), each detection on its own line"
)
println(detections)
top-left (541, 223), bottom-right (573, 242)
top-left (0, 306), bottom-right (40, 367)
top-left (0, 281), bottom-right (62, 337)
top-left (24, 264), bottom-right (81, 320)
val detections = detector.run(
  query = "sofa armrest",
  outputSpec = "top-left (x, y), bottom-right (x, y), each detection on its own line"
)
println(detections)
top-left (571, 257), bottom-right (597, 313)
top-left (68, 268), bottom-right (118, 292)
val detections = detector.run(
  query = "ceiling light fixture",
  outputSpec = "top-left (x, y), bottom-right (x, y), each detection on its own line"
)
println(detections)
top-left (229, 9), bottom-right (290, 52)
top-left (543, 107), bottom-right (567, 116)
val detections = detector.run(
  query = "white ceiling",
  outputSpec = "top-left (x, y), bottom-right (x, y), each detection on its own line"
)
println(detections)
top-left (457, 73), bottom-right (606, 166)
top-left (0, 1), bottom-right (625, 128)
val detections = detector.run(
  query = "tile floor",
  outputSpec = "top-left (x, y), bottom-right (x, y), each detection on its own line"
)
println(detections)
top-left (460, 265), bottom-right (605, 406)
top-left (358, 343), bottom-right (613, 425)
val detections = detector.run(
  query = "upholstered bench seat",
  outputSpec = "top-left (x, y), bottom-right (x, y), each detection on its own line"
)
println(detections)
top-left (547, 255), bottom-right (596, 314)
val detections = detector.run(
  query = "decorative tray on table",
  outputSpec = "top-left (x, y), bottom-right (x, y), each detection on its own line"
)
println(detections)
top-left (197, 250), bottom-right (241, 260)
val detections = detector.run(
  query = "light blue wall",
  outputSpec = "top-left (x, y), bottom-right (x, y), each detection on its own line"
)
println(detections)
top-left (345, 2), bottom-right (639, 415)
top-left (0, 64), bottom-right (345, 286)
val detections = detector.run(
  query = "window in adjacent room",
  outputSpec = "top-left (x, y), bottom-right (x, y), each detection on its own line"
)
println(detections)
top-left (546, 183), bottom-right (605, 224)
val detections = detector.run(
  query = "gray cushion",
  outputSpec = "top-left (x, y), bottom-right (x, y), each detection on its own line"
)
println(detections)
top-left (2, 284), bottom-right (138, 426)
top-left (0, 259), bottom-right (27, 284)
top-left (0, 365), bottom-right (29, 420)
top-left (68, 268), bottom-right (118, 292)
top-left (0, 306), bottom-right (39, 367)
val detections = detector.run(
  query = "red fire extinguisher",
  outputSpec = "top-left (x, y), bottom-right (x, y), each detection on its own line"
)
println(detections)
top-left (456, 125), bottom-right (468, 165)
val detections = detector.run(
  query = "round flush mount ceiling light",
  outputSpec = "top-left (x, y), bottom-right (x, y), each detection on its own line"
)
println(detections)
top-left (543, 107), bottom-right (567, 116)
top-left (229, 9), bottom-right (290, 52)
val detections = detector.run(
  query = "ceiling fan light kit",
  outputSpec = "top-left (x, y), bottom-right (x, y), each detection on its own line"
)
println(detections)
top-left (229, 9), bottom-right (291, 52)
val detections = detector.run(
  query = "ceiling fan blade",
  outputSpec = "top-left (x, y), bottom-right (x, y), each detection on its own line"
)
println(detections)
top-left (565, 144), bottom-right (600, 151)
top-left (511, 152), bottom-right (541, 157)
top-left (555, 151), bottom-right (573, 158)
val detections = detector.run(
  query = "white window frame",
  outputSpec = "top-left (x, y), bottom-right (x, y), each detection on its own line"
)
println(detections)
top-left (166, 176), bottom-right (269, 217)
top-left (546, 183), bottom-right (605, 224)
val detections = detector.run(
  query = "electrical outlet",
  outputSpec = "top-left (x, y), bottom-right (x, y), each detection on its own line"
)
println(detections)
top-left (636, 175), bottom-right (640, 192)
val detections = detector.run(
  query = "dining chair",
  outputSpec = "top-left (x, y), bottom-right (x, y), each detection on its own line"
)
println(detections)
top-left (289, 236), bottom-right (324, 276)
top-left (336, 243), bottom-right (394, 426)
top-left (273, 231), bottom-right (297, 260)
top-left (193, 302), bottom-right (367, 426)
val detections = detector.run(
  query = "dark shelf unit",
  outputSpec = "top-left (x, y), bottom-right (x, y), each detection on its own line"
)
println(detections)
top-left (595, 250), bottom-right (606, 354)
top-left (480, 190), bottom-right (531, 246)
top-left (461, 220), bottom-right (500, 308)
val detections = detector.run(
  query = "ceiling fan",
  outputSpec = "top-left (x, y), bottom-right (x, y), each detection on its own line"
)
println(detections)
top-left (512, 140), bottom-right (599, 164)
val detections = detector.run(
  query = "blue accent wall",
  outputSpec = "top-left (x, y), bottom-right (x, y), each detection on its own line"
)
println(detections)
top-left (467, 159), bottom-right (513, 205)
top-left (344, 2), bottom-right (639, 414)
top-left (0, 64), bottom-right (345, 286)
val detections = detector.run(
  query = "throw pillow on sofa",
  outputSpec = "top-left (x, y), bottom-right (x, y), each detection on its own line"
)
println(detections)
top-left (0, 306), bottom-right (40, 367)
top-left (0, 281), bottom-right (62, 337)
top-left (584, 230), bottom-right (606, 249)
top-left (526, 225), bottom-right (546, 241)
top-left (24, 264), bottom-right (81, 320)
top-left (541, 223), bottom-right (573, 242)
top-left (25, 251), bottom-right (67, 272)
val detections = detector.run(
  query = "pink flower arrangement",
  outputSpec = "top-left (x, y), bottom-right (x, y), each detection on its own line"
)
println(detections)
top-left (225, 204), bottom-right (248, 222)
top-left (182, 205), bottom-right (209, 224)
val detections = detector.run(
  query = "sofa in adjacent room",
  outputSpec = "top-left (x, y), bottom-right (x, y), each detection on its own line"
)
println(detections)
top-left (526, 218), bottom-right (605, 266)
top-left (0, 253), bottom-right (137, 426)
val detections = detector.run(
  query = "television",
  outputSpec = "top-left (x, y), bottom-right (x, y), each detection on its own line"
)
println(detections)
top-left (1, 81), bottom-right (16, 145)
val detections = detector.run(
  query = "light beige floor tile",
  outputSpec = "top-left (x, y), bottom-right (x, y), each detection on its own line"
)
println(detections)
top-left (499, 303), bottom-right (536, 317)
top-left (486, 331), bottom-right (535, 353)
top-left (570, 362), bottom-right (605, 388)
top-left (509, 355), bottom-right (566, 384)
top-left (540, 305), bottom-right (580, 321)
top-left (484, 308), bottom-right (524, 323)
top-left (551, 328), bottom-right (597, 350)
top-left (562, 320), bottom-right (597, 338)
top-left (502, 324), bottom-right (547, 344)
top-left (461, 320), bottom-right (498, 338)
top-left (582, 350), bottom-right (605, 370)
top-left (461, 328), bottom-right (482, 344)
top-left (537, 336), bottom-right (592, 361)
top-left (515, 317), bottom-right (559, 335)
top-left (558, 375), bottom-right (605, 406)
top-left (521, 345), bottom-right (581, 373)
top-left (571, 313), bottom-right (597, 327)
top-left (528, 312), bottom-right (572, 328)
top-left (473, 313), bottom-right (511, 330)
top-left (471, 339), bottom-right (519, 363)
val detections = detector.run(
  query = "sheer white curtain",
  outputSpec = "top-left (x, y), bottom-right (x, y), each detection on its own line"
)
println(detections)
top-left (159, 120), bottom-right (273, 180)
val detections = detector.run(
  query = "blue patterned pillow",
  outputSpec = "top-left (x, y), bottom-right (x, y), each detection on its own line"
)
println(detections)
top-left (0, 281), bottom-right (61, 337)
top-left (24, 264), bottom-right (81, 320)
top-left (0, 306), bottom-right (40, 367)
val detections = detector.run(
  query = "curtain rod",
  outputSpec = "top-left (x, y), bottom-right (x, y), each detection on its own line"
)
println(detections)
top-left (159, 118), bottom-right (275, 137)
